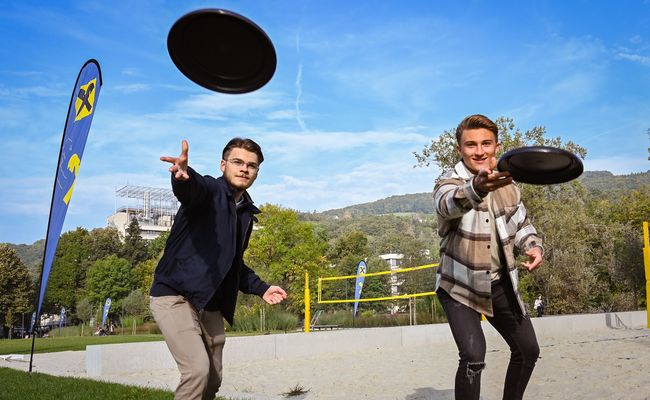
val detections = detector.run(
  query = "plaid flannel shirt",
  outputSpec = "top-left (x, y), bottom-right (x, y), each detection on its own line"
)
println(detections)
top-left (433, 161), bottom-right (543, 316)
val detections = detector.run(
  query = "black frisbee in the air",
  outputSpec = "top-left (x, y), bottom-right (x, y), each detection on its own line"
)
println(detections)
top-left (497, 146), bottom-right (583, 185)
top-left (167, 9), bottom-right (277, 94)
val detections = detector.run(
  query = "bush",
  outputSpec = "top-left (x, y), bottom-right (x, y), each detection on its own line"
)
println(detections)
top-left (229, 305), bottom-right (299, 332)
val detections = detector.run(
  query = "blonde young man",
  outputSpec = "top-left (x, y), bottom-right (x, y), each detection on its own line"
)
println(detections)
top-left (150, 138), bottom-right (287, 400)
top-left (433, 115), bottom-right (543, 400)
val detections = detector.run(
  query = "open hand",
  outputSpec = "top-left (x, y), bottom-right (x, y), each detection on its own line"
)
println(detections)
top-left (161, 140), bottom-right (189, 181)
top-left (473, 157), bottom-right (512, 194)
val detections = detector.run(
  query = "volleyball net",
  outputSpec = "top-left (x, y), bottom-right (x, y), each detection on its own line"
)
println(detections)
top-left (316, 263), bottom-right (439, 304)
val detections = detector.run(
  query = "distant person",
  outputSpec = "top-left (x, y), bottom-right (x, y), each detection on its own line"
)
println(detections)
top-left (534, 295), bottom-right (544, 317)
top-left (433, 114), bottom-right (543, 400)
top-left (150, 137), bottom-right (287, 400)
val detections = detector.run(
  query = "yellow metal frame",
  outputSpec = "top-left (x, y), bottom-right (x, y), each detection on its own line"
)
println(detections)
top-left (304, 271), bottom-right (311, 333)
top-left (317, 263), bottom-right (439, 304)
top-left (643, 221), bottom-right (650, 328)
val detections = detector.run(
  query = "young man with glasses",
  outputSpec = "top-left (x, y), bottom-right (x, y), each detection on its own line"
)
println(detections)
top-left (150, 137), bottom-right (287, 400)
top-left (433, 115), bottom-right (543, 400)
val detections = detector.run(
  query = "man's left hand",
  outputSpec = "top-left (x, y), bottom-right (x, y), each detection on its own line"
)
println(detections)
top-left (262, 286), bottom-right (287, 305)
top-left (522, 247), bottom-right (543, 271)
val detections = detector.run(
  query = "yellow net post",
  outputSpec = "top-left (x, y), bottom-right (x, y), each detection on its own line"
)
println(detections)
top-left (643, 221), bottom-right (650, 328)
top-left (304, 271), bottom-right (311, 333)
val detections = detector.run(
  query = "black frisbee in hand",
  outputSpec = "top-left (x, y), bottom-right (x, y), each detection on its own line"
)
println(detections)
top-left (497, 146), bottom-right (583, 185)
top-left (167, 9), bottom-right (276, 94)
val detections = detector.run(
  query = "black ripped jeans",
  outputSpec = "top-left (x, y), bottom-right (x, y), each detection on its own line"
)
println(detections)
top-left (438, 279), bottom-right (540, 400)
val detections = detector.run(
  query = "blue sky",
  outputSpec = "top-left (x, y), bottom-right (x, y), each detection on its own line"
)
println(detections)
top-left (1, 1), bottom-right (649, 244)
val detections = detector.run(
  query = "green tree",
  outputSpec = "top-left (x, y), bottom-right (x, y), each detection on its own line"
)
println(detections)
top-left (327, 231), bottom-right (370, 275)
top-left (75, 297), bottom-right (93, 324)
top-left (147, 230), bottom-right (170, 259)
top-left (87, 227), bottom-right (123, 260)
top-left (45, 227), bottom-right (91, 314)
top-left (121, 218), bottom-right (149, 266)
top-left (85, 255), bottom-right (135, 311)
top-left (45, 227), bottom-right (125, 315)
top-left (0, 244), bottom-right (33, 336)
top-left (612, 224), bottom-right (645, 309)
top-left (121, 288), bottom-right (149, 318)
top-left (133, 257), bottom-right (159, 296)
top-left (245, 204), bottom-right (331, 314)
top-left (609, 187), bottom-right (650, 228)
top-left (75, 297), bottom-right (93, 335)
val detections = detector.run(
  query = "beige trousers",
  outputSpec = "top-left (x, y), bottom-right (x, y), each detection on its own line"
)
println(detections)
top-left (150, 295), bottom-right (226, 400)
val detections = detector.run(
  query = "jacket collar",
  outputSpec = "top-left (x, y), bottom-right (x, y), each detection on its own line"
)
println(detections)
top-left (216, 176), bottom-right (261, 214)
top-left (454, 160), bottom-right (475, 180)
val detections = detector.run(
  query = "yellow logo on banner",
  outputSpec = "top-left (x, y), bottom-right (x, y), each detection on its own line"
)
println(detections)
top-left (74, 78), bottom-right (97, 121)
top-left (63, 153), bottom-right (80, 205)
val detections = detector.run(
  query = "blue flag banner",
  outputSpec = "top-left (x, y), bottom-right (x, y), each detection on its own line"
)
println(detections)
top-left (353, 260), bottom-right (367, 317)
top-left (29, 312), bottom-right (36, 333)
top-left (102, 298), bottom-right (112, 327)
top-left (59, 307), bottom-right (66, 329)
top-left (34, 60), bottom-right (102, 323)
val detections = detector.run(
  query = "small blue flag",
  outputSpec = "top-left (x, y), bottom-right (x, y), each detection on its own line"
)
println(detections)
top-left (102, 298), bottom-right (112, 327)
top-left (353, 260), bottom-right (367, 317)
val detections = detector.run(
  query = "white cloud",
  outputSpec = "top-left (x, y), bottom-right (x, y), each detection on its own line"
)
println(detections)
top-left (172, 91), bottom-right (286, 120)
top-left (0, 85), bottom-right (65, 98)
top-left (266, 109), bottom-right (297, 120)
top-left (616, 52), bottom-right (650, 66)
top-left (263, 129), bottom-right (429, 155)
top-left (252, 157), bottom-right (438, 212)
top-left (113, 83), bottom-right (151, 93)
top-left (121, 68), bottom-right (140, 76)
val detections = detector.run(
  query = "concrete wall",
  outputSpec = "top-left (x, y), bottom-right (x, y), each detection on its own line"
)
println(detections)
top-left (86, 310), bottom-right (647, 377)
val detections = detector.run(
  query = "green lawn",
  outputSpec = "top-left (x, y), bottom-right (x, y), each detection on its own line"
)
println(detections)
top-left (0, 334), bottom-right (164, 355)
top-left (1, 367), bottom-right (174, 400)
top-left (1, 367), bottom-right (241, 399)
top-left (0, 330), bottom-right (294, 355)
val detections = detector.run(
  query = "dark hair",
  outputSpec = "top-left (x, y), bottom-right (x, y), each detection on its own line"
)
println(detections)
top-left (222, 137), bottom-right (264, 164)
top-left (455, 114), bottom-right (498, 144)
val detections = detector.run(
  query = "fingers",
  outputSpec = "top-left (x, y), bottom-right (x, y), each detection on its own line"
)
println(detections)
top-left (174, 169), bottom-right (189, 180)
top-left (264, 286), bottom-right (287, 305)
top-left (264, 293), bottom-right (285, 305)
top-left (273, 286), bottom-right (288, 299)
top-left (160, 156), bottom-right (177, 164)
top-left (180, 140), bottom-right (188, 161)
top-left (479, 174), bottom-right (513, 193)
top-left (161, 140), bottom-right (189, 164)
top-left (489, 176), bottom-right (513, 190)
top-left (489, 156), bottom-right (498, 170)
top-left (523, 248), bottom-right (543, 271)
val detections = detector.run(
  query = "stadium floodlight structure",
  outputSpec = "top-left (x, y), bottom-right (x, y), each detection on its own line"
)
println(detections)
top-left (108, 185), bottom-right (179, 240)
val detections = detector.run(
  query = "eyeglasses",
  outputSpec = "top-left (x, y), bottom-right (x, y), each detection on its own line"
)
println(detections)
top-left (225, 158), bottom-right (260, 172)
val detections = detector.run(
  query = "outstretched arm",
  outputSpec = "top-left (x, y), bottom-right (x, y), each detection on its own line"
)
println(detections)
top-left (161, 140), bottom-right (189, 181)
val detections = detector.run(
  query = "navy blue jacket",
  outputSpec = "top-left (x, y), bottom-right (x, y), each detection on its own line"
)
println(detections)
top-left (151, 167), bottom-right (269, 325)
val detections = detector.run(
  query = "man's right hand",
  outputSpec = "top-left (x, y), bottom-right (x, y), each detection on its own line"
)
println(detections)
top-left (473, 156), bottom-right (512, 195)
top-left (161, 140), bottom-right (189, 181)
